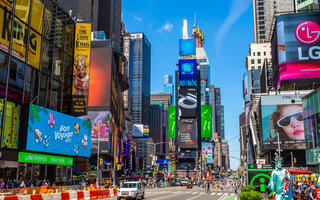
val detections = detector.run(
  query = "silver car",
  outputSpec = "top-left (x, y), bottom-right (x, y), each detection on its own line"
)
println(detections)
top-left (118, 181), bottom-right (145, 200)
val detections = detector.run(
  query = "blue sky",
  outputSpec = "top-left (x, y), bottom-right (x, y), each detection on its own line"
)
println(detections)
top-left (122, 0), bottom-right (253, 170)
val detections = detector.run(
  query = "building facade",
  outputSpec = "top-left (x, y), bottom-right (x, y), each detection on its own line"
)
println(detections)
top-left (246, 42), bottom-right (271, 70)
top-left (253, 0), bottom-right (295, 42)
top-left (129, 33), bottom-right (151, 126)
top-left (296, 0), bottom-right (320, 12)
top-left (149, 103), bottom-right (166, 157)
top-left (57, 0), bottom-right (99, 31)
top-left (150, 93), bottom-right (172, 110)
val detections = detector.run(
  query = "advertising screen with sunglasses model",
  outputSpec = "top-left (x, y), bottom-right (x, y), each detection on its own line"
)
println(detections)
top-left (261, 94), bottom-right (307, 150)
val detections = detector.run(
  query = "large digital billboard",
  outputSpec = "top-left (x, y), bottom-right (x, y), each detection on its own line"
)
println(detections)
top-left (25, 104), bottom-right (92, 157)
top-left (261, 94), bottom-right (306, 150)
top-left (168, 106), bottom-right (176, 138)
top-left (88, 44), bottom-right (112, 110)
top-left (179, 39), bottom-right (196, 56)
top-left (71, 23), bottom-right (92, 116)
top-left (178, 119), bottom-right (197, 148)
top-left (179, 59), bottom-right (197, 87)
top-left (177, 162), bottom-right (195, 171)
top-left (201, 142), bottom-right (213, 164)
top-left (201, 105), bottom-right (212, 138)
top-left (243, 71), bottom-right (252, 103)
top-left (178, 87), bottom-right (197, 118)
top-left (272, 12), bottom-right (320, 88)
top-left (80, 111), bottom-right (111, 154)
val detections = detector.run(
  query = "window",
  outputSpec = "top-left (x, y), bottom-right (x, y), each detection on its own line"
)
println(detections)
top-left (258, 59), bottom-right (261, 64)
top-left (251, 59), bottom-right (255, 64)
top-left (264, 52), bottom-right (266, 56)
top-left (253, 52), bottom-right (255, 56)
top-left (258, 66), bottom-right (261, 69)
top-left (257, 52), bottom-right (261, 56)
top-left (259, 21), bottom-right (265, 25)
top-left (259, 26), bottom-right (265, 30)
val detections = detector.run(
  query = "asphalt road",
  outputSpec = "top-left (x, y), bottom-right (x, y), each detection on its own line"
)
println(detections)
top-left (112, 186), bottom-right (238, 200)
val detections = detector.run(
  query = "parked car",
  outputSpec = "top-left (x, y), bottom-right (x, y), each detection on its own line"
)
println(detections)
top-left (118, 181), bottom-right (145, 200)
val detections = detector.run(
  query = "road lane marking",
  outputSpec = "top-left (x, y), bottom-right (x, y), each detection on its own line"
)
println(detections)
top-left (218, 193), bottom-right (228, 200)
top-left (185, 194), bottom-right (203, 200)
top-left (152, 193), bottom-right (185, 200)
top-left (210, 192), bottom-right (216, 195)
top-left (191, 192), bottom-right (198, 194)
top-left (217, 193), bottom-right (222, 195)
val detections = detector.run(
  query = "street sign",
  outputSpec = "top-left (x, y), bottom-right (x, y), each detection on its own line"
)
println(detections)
top-left (247, 164), bottom-right (274, 198)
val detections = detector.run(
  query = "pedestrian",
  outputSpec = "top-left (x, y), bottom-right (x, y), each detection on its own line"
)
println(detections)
top-left (308, 184), bottom-right (316, 200)
top-left (314, 184), bottom-right (320, 200)
top-left (206, 181), bottom-right (210, 194)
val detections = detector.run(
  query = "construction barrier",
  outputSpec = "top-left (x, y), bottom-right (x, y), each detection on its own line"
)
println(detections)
top-left (113, 188), bottom-right (117, 197)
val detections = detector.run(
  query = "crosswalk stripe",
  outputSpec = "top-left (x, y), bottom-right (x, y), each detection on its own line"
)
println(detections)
top-left (217, 193), bottom-right (222, 195)
top-left (230, 194), bottom-right (235, 196)
top-left (191, 192), bottom-right (198, 194)
top-left (210, 192), bottom-right (216, 195)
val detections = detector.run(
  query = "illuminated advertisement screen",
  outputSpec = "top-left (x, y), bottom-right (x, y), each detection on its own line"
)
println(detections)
top-left (247, 164), bottom-right (274, 198)
top-left (201, 105), bottom-right (212, 138)
top-left (261, 94), bottom-right (306, 150)
top-left (243, 71), bottom-right (252, 103)
top-left (179, 59), bottom-right (197, 87)
top-left (26, 104), bottom-right (92, 157)
top-left (80, 111), bottom-right (111, 154)
top-left (178, 87), bottom-right (197, 118)
top-left (88, 45), bottom-right (112, 110)
top-left (178, 119), bottom-right (197, 148)
top-left (177, 162), bottom-right (195, 171)
top-left (201, 142), bottom-right (213, 164)
top-left (273, 12), bottom-right (320, 88)
top-left (179, 39), bottom-right (196, 56)
top-left (168, 106), bottom-right (176, 139)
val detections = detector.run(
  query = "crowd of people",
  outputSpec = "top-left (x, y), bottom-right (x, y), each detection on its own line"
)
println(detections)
top-left (288, 182), bottom-right (320, 200)
top-left (197, 179), bottom-right (242, 195)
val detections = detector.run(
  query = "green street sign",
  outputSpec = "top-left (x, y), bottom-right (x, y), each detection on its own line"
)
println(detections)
top-left (18, 152), bottom-right (73, 166)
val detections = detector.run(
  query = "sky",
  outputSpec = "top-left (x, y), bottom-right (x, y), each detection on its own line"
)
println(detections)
top-left (122, 0), bottom-right (254, 170)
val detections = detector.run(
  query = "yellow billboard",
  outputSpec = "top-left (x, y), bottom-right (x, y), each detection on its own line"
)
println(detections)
top-left (0, 0), bottom-right (43, 69)
top-left (71, 23), bottom-right (91, 116)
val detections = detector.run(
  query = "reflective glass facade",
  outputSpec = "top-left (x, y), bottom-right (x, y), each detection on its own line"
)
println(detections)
top-left (0, 0), bottom-right (75, 149)
top-left (302, 89), bottom-right (320, 164)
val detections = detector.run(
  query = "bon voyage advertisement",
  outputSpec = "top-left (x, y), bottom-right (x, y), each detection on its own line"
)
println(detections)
top-left (26, 104), bottom-right (92, 157)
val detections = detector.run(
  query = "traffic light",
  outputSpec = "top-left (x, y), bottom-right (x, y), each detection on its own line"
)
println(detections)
top-left (99, 158), bottom-right (103, 165)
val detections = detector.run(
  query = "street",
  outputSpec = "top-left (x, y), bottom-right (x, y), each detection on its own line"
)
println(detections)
top-left (111, 186), bottom-right (237, 200)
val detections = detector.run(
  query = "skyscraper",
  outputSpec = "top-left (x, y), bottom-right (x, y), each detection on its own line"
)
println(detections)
top-left (98, 0), bottom-right (122, 51)
top-left (192, 27), bottom-right (210, 105)
top-left (129, 33), bottom-right (151, 126)
top-left (253, 0), bottom-right (295, 42)
top-left (149, 103), bottom-right (166, 156)
top-left (57, 0), bottom-right (99, 31)
top-left (163, 74), bottom-right (174, 104)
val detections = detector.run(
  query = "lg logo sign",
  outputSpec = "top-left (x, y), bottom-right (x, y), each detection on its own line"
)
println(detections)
top-left (295, 21), bottom-right (320, 45)
top-left (295, 21), bottom-right (320, 60)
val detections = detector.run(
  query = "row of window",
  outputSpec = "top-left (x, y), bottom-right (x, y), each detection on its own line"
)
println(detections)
top-left (252, 51), bottom-right (268, 56)
top-left (251, 59), bottom-right (262, 64)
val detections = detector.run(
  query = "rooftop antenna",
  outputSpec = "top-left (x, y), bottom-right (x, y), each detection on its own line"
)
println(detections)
top-left (193, 11), bottom-right (196, 28)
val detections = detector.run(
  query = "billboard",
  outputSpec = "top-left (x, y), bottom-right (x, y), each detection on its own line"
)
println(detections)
top-left (201, 105), bottom-right (212, 138)
top-left (143, 125), bottom-right (149, 137)
top-left (88, 45), bottom-right (112, 110)
top-left (71, 23), bottom-right (92, 116)
top-left (0, 0), bottom-right (43, 69)
top-left (168, 106), bottom-right (176, 138)
top-left (132, 124), bottom-right (144, 137)
top-left (248, 164), bottom-right (274, 198)
top-left (80, 111), bottom-right (111, 154)
top-left (272, 12), bottom-right (320, 88)
top-left (201, 142), bottom-right (213, 164)
top-left (178, 119), bottom-right (197, 148)
top-left (177, 162), bottom-right (195, 171)
top-left (261, 94), bottom-right (306, 149)
top-left (178, 87), bottom-right (197, 118)
top-left (179, 39), bottom-right (196, 56)
top-left (243, 71), bottom-right (252, 103)
top-left (179, 59), bottom-right (197, 87)
top-left (0, 99), bottom-right (20, 149)
top-left (25, 104), bottom-right (92, 157)
top-left (19, 152), bottom-right (73, 166)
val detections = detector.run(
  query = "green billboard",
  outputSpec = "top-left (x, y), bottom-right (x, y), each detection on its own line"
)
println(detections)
top-left (18, 152), bottom-right (73, 166)
top-left (201, 105), bottom-right (212, 138)
top-left (168, 106), bottom-right (176, 138)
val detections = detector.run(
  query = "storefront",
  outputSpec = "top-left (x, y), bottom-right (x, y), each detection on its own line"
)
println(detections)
top-left (17, 152), bottom-right (73, 182)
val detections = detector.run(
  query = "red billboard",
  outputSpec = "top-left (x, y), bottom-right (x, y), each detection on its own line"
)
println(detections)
top-left (272, 12), bottom-right (320, 89)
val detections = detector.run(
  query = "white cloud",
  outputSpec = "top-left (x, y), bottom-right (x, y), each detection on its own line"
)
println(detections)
top-left (157, 22), bottom-right (173, 32)
top-left (215, 0), bottom-right (251, 49)
top-left (134, 16), bottom-right (142, 21)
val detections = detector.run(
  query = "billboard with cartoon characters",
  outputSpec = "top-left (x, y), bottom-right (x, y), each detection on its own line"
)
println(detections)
top-left (25, 104), bottom-right (92, 157)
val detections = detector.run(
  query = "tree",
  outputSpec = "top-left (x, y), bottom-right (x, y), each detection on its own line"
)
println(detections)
top-left (239, 185), bottom-right (265, 200)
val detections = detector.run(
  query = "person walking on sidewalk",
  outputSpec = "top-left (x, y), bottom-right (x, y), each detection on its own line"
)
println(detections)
top-left (207, 181), bottom-right (210, 194)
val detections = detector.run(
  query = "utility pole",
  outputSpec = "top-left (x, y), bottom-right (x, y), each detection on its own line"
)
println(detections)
top-left (277, 133), bottom-right (281, 157)
top-left (96, 129), bottom-right (100, 188)
top-left (154, 144), bottom-right (156, 177)
top-left (291, 152), bottom-right (294, 167)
